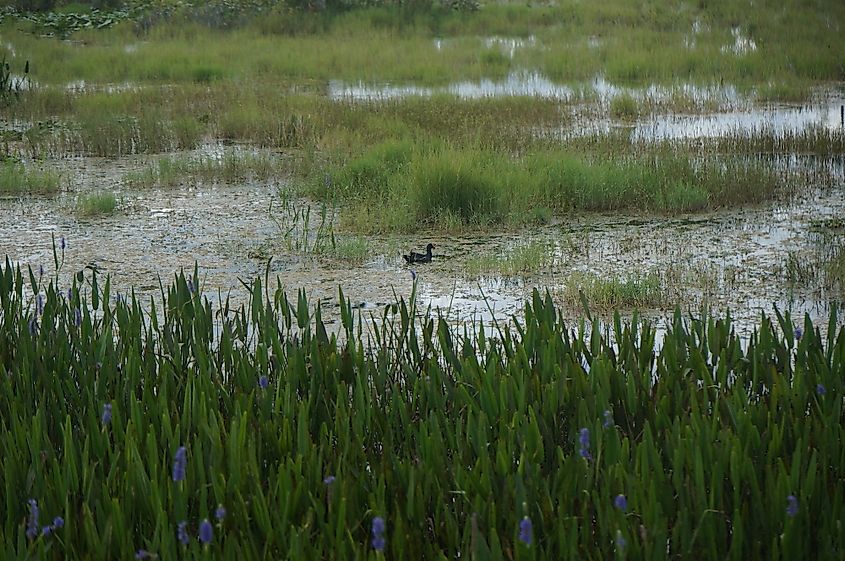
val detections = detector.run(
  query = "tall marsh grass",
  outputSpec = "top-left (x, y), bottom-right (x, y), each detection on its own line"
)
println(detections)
top-left (0, 261), bottom-right (843, 559)
top-left (319, 142), bottom-right (783, 232)
top-left (0, 160), bottom-right (60, 193)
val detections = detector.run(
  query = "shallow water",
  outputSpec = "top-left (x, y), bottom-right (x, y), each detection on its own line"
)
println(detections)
top-left (329, 73), bottom-right (845, 141)
top-left (1, 151), bottom-right (842, 339)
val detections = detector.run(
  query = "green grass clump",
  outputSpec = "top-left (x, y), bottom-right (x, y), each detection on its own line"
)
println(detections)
top-left (609, 93), bottom-right (640, 120)
top-left (562, 270), bottom-right (664, 311)
top-left (124, 151), bottom-right (281, 189)
top-left (76, 191), bottom-right (117, 216)
top-left (0, 160), bottom-right (60, 193)
top-left (319, 143), bottom-right (783, 232)
top-left (466, 240), bottom-right (557, 277)
top-left (0, 263), bottom-right (843, 559)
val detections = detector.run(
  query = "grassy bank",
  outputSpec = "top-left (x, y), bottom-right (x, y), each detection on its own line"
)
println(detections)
top-left (1, 0), bottom-right (843, 90)
top-left (0, 260), bottom-right (843, 559)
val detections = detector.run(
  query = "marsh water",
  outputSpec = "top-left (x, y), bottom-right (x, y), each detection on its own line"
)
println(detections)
top-left (3, 72), bottom-right (845, 338)
top-left (2, 148), bottom-right (843, 338)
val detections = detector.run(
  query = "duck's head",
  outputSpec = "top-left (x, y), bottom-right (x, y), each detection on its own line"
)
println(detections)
top-left (426, 243), bottom-right (435, 252)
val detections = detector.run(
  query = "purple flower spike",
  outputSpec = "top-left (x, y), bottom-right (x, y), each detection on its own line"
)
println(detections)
top-left (60, 236), bottom-right (66, 250)
top-left (53, 516), bottom-right (64, 528)
top-left (258, 375), bottom-right (269, 389)
top-left (371, 516), bottom-right (386, 552)
top-left (39, 264), bottom-right (44, 277)
top-left (41, 525), bottom-right (52, 536)
top-left (26, 499), bottom-right (39, 539)
top-left (795, 327), bottom-right (803, 340)
top-left (215, 505), bottom-right (226, 521)
top-left (177, 521), bottom-right (189, 545)
top-left (518, 516), bottom-right (533, 546)
top-left (102, 403), bottom-right (112, 425)
top-left (172, 446), bottom-right (187, 482)
top-left (578, 427), bottom-right (592, 461)
top-left (614, 494), bottom-right (628, 512)
top-left (199, 519), bottom-right (213, 544)
top-left (323, 475), bottom-right (336, 485)
top-left (786, 495), bottom-right (799, 517)
top-left (816, 384), bottom-right (826, 395)
top-left (28, 317), bottom-right (39, 336)
top-left (36, 294), bottom-right (44, 316)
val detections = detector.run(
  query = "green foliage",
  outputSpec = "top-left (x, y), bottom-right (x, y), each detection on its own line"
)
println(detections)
top-left (0, 160), bottom-right (60, 193)
top-left (0, 263), bottom-right (843, 559)
top-left (562, 271), bottom-right (664, 310)
top-left (76, 191), bottom-right (117, 215)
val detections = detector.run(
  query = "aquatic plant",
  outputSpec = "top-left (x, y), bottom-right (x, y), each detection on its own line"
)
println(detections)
top-left (0, 258), bottom-right (842, 559)
top-left (0, 161), bottom-right (61, 194)
top-left (76, 191), bottom-right (117, 216)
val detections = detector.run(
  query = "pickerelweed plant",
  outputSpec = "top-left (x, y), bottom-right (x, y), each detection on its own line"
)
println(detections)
top-left (0, 257), bottom-right (842, 559)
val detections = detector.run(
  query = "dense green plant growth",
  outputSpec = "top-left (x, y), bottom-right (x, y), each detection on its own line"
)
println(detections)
top-left (0, 259), bottom-right (843, 559)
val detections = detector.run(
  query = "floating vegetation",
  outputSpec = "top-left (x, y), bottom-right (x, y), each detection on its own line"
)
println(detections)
top-left (0, 262), bottom-right (842, 558)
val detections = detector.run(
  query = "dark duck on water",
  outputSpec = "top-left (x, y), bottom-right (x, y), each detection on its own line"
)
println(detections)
top-left (403, 243), bottom-right (434, 264)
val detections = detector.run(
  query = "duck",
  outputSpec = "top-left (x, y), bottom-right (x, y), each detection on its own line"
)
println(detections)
top-left (403, 243), bottom-right (434, 264)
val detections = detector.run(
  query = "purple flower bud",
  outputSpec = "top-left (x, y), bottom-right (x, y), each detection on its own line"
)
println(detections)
top-left (177, 521), bottom-right (189, 545)
top-left (67, 287), bottom-right (72, 300)
top-left (323, 475), bottom-right (336, 485)
top-left (786, 495), bottom-right (799, 517)
top-left (53, 516), bottom-right (64, 528)
top-left (36, 294), bottom-right (44, 316)
top-left (816, 384), bottom-right (826, 395)
top-left (28, 317), bottom-right (38, 336)
top-left (135, 550), bottom-right (153, 560)
top-left (41, 525), bottom-right (52, 536)
top-left (199, 519), bottom-right (213, 544)
top-left (26, 499), bottom-right (39, 539)
top-left (371, 516), bottom-right (386, 552)
top-left (579, 427), bottom-right (590, 448)
top-left (578, 427), bottom-right (592, 461)
top-left (615, 530), bottom-right (627, 549)
top-left (172, 446), bottom-right (187, 482)
top-left (215, 505), bottom-right (226, 521)
top-left (795, 327), bottom-right (803, 340)
top-left (102, 403), bottom-right (112, 425)
top-left (410, 269), bottom-right (416, 281)
top-left (39, 264), bottom-right (44, 277)
top-left (614, 494), bottom-right (628, 512)
top-left (603, 410), bottom-right (613, 428)
top-left (258, 375), bottom-right (269, 389)
top-left (518, 516), bottom-right (532, 546)
top-left (74, 307), bottom-right (82, 327)
top-left (60, 236), bottom-right (66, 250)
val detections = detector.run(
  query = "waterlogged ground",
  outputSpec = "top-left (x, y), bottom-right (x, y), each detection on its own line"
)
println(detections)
top-left (2, 147), bottom-right (843, 338)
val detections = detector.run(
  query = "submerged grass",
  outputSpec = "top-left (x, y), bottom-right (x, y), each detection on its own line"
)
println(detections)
top-left (1, 261), bottom-right (843, 559)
